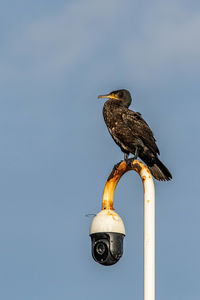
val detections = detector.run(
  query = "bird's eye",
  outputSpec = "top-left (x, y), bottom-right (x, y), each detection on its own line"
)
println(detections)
top-left (118, 91), bottom-right (123, 98)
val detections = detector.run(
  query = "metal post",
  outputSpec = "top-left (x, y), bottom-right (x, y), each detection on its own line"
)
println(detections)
top-left (102, 159), bottom-right (155, 300)
top-left (140, 163), bottom-right (155, 300)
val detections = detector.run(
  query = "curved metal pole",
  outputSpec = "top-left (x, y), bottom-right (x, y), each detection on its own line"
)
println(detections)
top-left (102, 159), bottom-right (155, 300)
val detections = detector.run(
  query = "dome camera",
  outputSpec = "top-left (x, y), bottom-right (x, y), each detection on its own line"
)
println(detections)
top-left (89, 210), bottom-right (125, 266)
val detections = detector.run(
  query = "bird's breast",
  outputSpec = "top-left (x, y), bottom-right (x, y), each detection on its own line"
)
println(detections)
top-left (103, 102), bottom-right (122, 129)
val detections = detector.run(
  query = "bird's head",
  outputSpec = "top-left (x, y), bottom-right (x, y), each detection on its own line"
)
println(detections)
top-left (98, 89), bottom-right (132, 108)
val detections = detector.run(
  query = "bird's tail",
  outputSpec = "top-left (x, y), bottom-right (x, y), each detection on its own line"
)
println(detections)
top-left (148, 157), bottom-right (172, 181)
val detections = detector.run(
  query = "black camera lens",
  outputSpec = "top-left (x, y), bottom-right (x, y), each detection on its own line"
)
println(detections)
top-left (96, 242), bottom-right (106, 255)
top-left (94, 239), bottom-right (109, 262)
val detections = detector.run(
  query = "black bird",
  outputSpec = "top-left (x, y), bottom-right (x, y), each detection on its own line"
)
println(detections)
top-left (98, 89), bottom-right (172, 181)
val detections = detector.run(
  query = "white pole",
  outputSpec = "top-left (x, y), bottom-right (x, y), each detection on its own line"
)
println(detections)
top-left (101, 160), bottom-right (155, 300)
top-left (140, 167), bottom-right (155, 300)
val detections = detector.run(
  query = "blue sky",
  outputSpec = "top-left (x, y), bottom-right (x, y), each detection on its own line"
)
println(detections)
top-left (0, 0), bottom-right (200, 299)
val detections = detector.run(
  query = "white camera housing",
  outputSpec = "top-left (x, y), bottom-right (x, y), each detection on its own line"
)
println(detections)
top-left (90, 209), bottom-right (126, 235)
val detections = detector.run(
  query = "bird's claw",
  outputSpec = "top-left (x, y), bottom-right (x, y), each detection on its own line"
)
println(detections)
top-left (113, 157), bottom-right (136, 171)
top-left (126, 157), bottom-right (133, 168)
top-left (126, 157), bottom-right (138, 168)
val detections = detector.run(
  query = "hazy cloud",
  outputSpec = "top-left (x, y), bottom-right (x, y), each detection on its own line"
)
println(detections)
top-left (1, 0), bottom-right (200, 85)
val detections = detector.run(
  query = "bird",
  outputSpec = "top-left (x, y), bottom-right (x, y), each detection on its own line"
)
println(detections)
top-left (98, 89), bottom-right (172, 181)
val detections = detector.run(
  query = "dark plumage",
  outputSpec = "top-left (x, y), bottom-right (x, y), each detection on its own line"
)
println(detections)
top-left (98, 89), bottom-right (172, 181)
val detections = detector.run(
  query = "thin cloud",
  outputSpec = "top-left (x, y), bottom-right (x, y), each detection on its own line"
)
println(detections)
top-left (1, 0), bottom-right (123, 79)
top-left (0, 0), bottom-right (200, 85)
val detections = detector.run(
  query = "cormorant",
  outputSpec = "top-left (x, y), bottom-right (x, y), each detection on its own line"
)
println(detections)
top-left (98, 89), bottom-right (172, 181)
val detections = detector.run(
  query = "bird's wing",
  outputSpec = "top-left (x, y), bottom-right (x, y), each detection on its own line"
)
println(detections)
top-left (122, 110), bottom-right (160, 155)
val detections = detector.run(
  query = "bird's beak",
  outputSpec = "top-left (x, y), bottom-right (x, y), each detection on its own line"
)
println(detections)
top-left (98, 93), bottom-right (118, 100)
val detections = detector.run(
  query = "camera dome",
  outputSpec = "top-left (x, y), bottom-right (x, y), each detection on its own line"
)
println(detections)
top-left (89, 210), bottom-right (126, 266)
top-left (89, 209), bottom-right (125, 235)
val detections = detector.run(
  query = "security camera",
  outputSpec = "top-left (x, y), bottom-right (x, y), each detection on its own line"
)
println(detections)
top-left (89, 210), bottom-right (125, 266)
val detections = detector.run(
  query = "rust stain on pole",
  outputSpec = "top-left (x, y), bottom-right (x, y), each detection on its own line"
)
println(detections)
top-left (102, 159), bottom-right (149, 210)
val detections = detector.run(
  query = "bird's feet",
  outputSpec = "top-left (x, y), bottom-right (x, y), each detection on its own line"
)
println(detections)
top-left (126, 154), bottom-right (139, 168)
top-left (126, 157), bottom-right (135, 168)
top-left (124, 148), bottom-right (138, 167)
